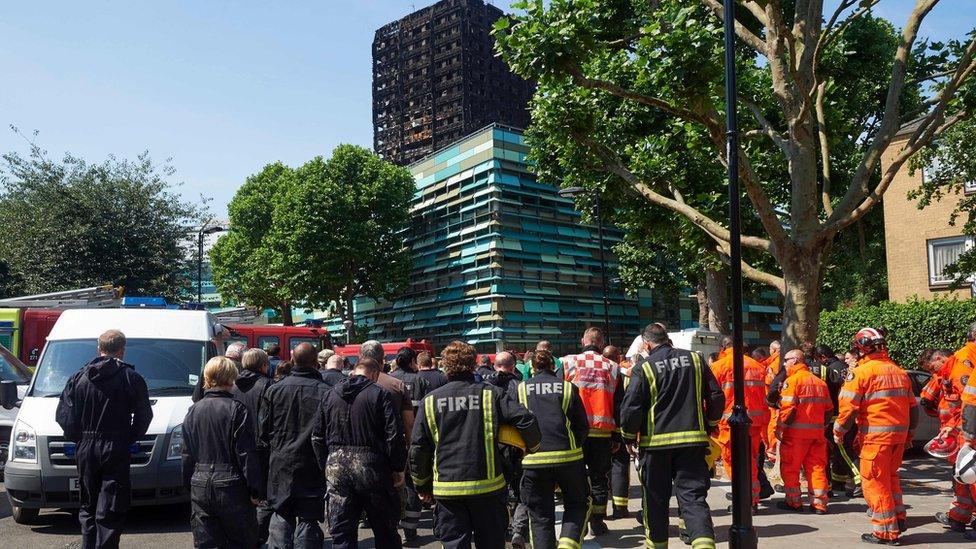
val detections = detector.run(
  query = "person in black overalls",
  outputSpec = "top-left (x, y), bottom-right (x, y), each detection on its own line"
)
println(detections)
top-left (183, 356), bottom-right (264, 548)
top-left (259, 343), bottom-right (331, 549)
top-left (312, 357), bottom-right (407, 548)
top-left (56, 330), bottom-right (153, 549)
top-left (232, 348), bottom-right (274, 544)
top-left (389, 347), bottom-right (430, 545)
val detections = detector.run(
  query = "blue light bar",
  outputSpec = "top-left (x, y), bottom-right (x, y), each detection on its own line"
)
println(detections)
top-left (121, 297), bottom-right (169, 308)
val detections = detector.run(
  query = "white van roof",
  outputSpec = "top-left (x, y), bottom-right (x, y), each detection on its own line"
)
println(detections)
top-left (48, 309), bottom-right (215, 342)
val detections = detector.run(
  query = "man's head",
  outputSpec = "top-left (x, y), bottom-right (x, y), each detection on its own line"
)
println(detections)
top-left (242, 348), bottom-right (270, 374)
top-left (291, 343), bottom-right (318, 371)
top-left (395, 347), bottom-right (418, 373)
top-left (783, 348), bottom-right (806, 374)
top-left (494, 351), bottom-right (516, 373)
top-left (815, 345), bottom-right (836, 364)
top-left (440, 340), bottom-right (476, 378)
top-left (417, 351), bottom-right (434, 370)
top-left (479, 355), bottom-right (492, 368)
top-left (353, 357), bottom-right (382, 381)
top-left (203, 356), bottom-right (239, 390)
top-left (581, 327), bottom-right (605, 349)
top-left (641, 323), bottom-right (669, 351)
top-left (799, 341), bottom-right (816, 362)
top-left (359, 340), bottom-right (384, 362)
top-left (317, 349), bottom-right (335, 367)
top-left (602, 345), bottom-right (621, 363)
top-left (719, 336), bottom-right (733, 351)
top-left (98, 330), bottom-right (126, 359)
top-left (532, 349), bottom-right (555, 373)
top-left (927, 349), bottom-right (952, 373)
top-left (325, 354), bottom-right (345, 371)
top-left (264, 343), bottom-right (281, 358)
top-left (751, 347), bottom-right (769, 361)
top-left (225, 342), bottom-right (246, 365)
top-left (536, 340), bottom-right (552, 352)
top-left (769, 340), bottom-right (781, 355)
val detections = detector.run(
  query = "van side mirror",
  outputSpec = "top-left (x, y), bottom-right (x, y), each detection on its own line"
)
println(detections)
top-left (0, 380), bottom-right (19, 410)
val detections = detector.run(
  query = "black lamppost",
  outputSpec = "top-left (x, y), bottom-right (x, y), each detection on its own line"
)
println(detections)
top-left (723, 1), bottom-right (758, 547)
top-left (197, 225), bottom-right (225, 307)
top-left (558, 186), bottom-right (611, 344)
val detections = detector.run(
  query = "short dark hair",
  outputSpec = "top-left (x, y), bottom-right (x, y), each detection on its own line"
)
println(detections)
top-left (533, 349), bottom-right (555, 372)
top-left (396, 347), bottom-right (417, 371)
top-left (264, 342), bottom-right (281, 357)
top-left (98, 330), bottom-right (126, 355)
top-left (816, 345), bottom-right (835, 360)
top-left (642, 323), bottom-right (669, 345)
top-left (356, 357), bottom-right (382, 375)
top-left (291, 343), bottom-right (317, 370)
top-left (751, 347), bottom-right (770, 361)
top-left (917, 347), bottom-right (935, 368)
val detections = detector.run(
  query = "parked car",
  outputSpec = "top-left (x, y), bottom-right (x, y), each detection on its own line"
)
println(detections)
top-left (905, 369), bottom-right (941, 447)
top-left (0, 343), bottom-right (32, 479)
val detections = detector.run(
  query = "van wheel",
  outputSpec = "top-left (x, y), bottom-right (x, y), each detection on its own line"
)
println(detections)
top-left (11, 504), bottom-right (39, 524)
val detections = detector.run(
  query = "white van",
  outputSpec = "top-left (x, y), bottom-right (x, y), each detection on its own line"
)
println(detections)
top-left (1, 308), bottom-right (225, 523)
top-left (625, 328), bottom-right (723, 361)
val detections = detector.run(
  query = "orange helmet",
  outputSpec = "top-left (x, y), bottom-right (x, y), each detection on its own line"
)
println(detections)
top-left (852, 327), bottom-right (886, 355)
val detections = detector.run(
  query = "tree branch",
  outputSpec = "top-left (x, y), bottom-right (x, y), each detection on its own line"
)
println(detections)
top-left (815, 81), bottom-right (833, 216)
top-left (715, 245), bottom-right (786, 293)
top-left (744, 99), bottom-right (789, 153)
top-left (701, 0), bottom-right (770, 57)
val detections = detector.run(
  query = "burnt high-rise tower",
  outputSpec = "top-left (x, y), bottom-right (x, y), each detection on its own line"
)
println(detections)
top-left (372, 0), bottom-right (533, 166)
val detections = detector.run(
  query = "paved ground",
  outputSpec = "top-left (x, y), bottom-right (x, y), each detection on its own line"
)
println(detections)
top-left (1, 450), bottom-right (973, 548)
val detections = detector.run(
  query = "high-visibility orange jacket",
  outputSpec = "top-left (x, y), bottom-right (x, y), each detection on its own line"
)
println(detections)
top-left (920, 373), bottom-right (955, 427)
top-left (834, 351), bottom-right (918, 445)
top-left (962, 365), bottom-right (976, 441)
top-left (779, 363), bottom-right (833, 439)
top-left (943, 355), bottom-right (973, 430)
top-left (764, 351), bottom-right (781, 386)
top-left (711, 348), bottom-right (770, 426)
top-left (563, 350), bottom-right (623, 437)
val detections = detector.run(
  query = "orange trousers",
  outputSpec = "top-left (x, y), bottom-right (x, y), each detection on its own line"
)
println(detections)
top-left (779, 436), bottom-right (829, 511)
top-left (860, 443), bottom-right (906, 541)
top-left (719, 425), bottom-right (764, 505)
top-left (766, 414), bottom-right (778, 462)
top-left (948, 480), bottom-right (976, 524)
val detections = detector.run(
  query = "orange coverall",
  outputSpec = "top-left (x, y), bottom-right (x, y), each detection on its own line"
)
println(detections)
top-left (834, 351), bottom-right (918, 541)
top-left (945, 344), bottom-right (976, 525)
top-left (711, 349), bottom-right (770, 505)
top-left (778, 362), bottom-right (833, 511)
top-left (764, 352), bottom-right (781, 461)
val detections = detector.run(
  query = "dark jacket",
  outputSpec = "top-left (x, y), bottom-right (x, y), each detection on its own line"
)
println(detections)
top-left (419, 368), bottom-right (448, 392)
top-left (231, 369), bottom-right (272, 476)
top-left (410, 373), bottom-right (542, 498)
top-left (809, 358), bottom-right (846, 412)
top-left (56, 356), bottom-right (153, 443)
top-left (182, 390), bottom-right (263, 499)
top-left (311, 375), bottom-right (406, 472)
top-left (516, 370), bottom-right (589, 468)
top-left (390, 368), bottom-right (431, 410)
top-left (620, 344), bottom-right (724, 450)
top-left (258, 368), bottom-right (330, 507)
top-left (475, 366), bottom-right (494, 382)
top-left (485, 370), bottom-right (521, 398)
top-left (320, 368), bottom-right (348, 388)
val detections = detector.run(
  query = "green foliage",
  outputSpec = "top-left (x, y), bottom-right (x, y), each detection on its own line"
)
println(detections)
top-left (819, 298), bottom-right (976, 367)
top-left (0, 143), bottom-right (203, 300)
top-left (820, 206), bottom-right (888, 310)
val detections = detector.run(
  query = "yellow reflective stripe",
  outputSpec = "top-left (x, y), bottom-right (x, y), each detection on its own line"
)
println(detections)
top-left (517, 382), bottom-right (528, 407)
top-left (692, 352), bottom-right (704, 433)
top-left (425, 397), bottom-right (439, 483)
top-left (588, 428), bottom-right (613, 438)
top-left (411, 475), bottom-right (430, 485)
top-left (639, 431), bottom-right (710, 447)
top-left (691, 537), bottom-right (716, 549)
top-left (642, 362), bottom-right (657, 438)
top-left (432, 474), bottom-right (506, 497)
top-left (521, 447), bottom-right (584, 465)
top-left (483, 389), bottom-right (495, 481)
top-left (612, 496), bottom-right (630, 507)
top-left (564, 381), bottom-right (577, 450)
top-left (558, 537), bottom-right (582, 549)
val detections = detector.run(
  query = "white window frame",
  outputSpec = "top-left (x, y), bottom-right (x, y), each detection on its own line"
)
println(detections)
top-left (927, 235), bottom-right (974, 287)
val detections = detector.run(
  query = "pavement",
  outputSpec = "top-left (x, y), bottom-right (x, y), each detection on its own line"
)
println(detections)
top-left (1, 449), bottom-right (973, 548)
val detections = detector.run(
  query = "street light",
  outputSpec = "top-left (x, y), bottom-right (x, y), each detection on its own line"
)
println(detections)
top-left (342, 320), bottom-right (354, 344)
top-left (197, 225), bottom-right (226, 307)
top-left (722, 1), bottom-right (758, 547)
top-left (557, 186), bottom-right (612, 344)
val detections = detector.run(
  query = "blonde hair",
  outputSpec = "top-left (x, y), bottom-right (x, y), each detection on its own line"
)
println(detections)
top-left (242, 348), bottom-right (269, 373)
top-left (203, 356), bottom-right (239, 390)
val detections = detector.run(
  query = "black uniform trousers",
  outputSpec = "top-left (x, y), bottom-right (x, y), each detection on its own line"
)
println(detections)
top-left (255, 500), bottom-right (274, 544)
top-left (829, 427), bottom-right (858, 489)
top-left (325, 450), bottom-right (401, 549)
top-left (189, 465), bottom-right (258, 548)
top-left (77, 439), bottom-right (131, 549)
top-left (268, 497), bottom-right (324, 549)
top-left (433, 491), bottom-right (508, 549)
top-left (400, 467), bottom-right (421, 533)
top-left (610, 443), bottom-right (631, 513)
top-left (583, 436), bottom-right (613, 518)
top-left (521, 460), bottom-right (591, 549)
top-left (639, 446), bottom-right (715, 548)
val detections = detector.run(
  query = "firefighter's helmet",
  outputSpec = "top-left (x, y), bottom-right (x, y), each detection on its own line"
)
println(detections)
top-left (852, 327), bottom-right (886, 355)
top-left (924, 433), bottom-right (959, 461)
top-left (954, 445), bottom-right (976, 485)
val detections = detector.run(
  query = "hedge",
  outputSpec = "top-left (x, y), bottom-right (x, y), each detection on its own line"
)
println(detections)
top-left (818, 298), bottom-right (976, 367)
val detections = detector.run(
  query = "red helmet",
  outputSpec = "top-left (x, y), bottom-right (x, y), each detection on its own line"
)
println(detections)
top-left (925, 434), bottom-right (959, 461)
top-left (852, 327), bottom-right (886, 354)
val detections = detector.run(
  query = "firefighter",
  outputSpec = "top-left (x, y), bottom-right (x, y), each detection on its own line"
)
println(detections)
top-left (516, 349), bottom-right (591, 549)
top-left (562, 327), bottom-right (623, 535)
top-left (710, 337), bottom-right (769, 510)
top-left (182, 357), bottom-right (263, 548)
top-left (621, 323), bottom-right (724, 549)
top-left (935, 326), bottom-right (976, 533)
top-left (603, 345), bottom-right (634, 519)
top-left (961, 358), bottom-right (976, 540)
top-left (776, 350), bottom-right (833, 514)
top-left (390, 347), bottom-right (431, 544)
top-left (484, 351), bottom-right (528, 544)
top-left (811, 345), bottom-right (851, 495)
top-left (259, 343), bottom-right (331, 549)
top-left (411, 340), bottom-right (541, 549)
top-left (833, 327), bottom-right (918, 545)
top-left (312, 357), bottom-right (406, 548)
top-left (231, 348), bottom-right (274, 545)
top-left (55, 330), bottom-right (153, 549)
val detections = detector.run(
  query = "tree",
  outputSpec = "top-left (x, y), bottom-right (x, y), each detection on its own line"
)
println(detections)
top-left (495, 0), bottom-right (976, 347)
top-left (0, 142), bottom-right (203, 300)
top-left (210, 162), bottom-right (297, 324)
top-left (273, 145), bottom-right (413, 341)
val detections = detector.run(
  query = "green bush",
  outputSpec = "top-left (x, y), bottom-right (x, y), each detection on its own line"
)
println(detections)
top-left (818, 298), bottom-right (976, 367)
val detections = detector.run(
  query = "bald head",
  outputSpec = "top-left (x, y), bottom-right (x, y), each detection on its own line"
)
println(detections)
top-left (495, 351), bottom-right (516, 373)
top-left (292, 343), bottom-right (318, 370)
top-left (769, 340), bottom-right (781, 354)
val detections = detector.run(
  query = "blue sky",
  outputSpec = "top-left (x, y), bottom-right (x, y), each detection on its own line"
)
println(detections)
top-left (1, 1), bottom-right (972, 216)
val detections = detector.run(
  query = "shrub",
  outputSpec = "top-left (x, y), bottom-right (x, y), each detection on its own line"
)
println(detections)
top-left (818, 298), bottom-right (976, 367)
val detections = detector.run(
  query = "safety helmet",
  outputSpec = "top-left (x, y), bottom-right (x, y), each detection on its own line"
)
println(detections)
top-left (924, 434), bottom-right (959, 461)
top-left (955, 445), bottom-right (976, 485)
top-left (852, 327), bottom-right (886, 355)
top-left (498, 424), bottom-right (526, 452)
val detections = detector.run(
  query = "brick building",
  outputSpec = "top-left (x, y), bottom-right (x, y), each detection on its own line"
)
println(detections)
top-left (882, 122), bottom-right (974, 301)
top-left (372, 0), bottom-right (533, 166)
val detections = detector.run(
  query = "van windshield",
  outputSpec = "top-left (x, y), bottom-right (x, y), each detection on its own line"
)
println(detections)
top-left (31, 339), bottom-right (207, 398)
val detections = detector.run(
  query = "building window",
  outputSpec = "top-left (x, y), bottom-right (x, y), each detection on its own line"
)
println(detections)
top-left (965, 181), bottom-right (976, 195)
top-left (927, 236), bottom-right (973, 286)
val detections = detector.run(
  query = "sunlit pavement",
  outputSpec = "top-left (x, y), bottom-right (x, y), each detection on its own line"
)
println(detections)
top-left (1, 450), bottom-right (972, 548)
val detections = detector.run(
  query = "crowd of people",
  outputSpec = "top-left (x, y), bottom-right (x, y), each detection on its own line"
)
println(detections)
top-left (51, 322), bottom-right (976, 548)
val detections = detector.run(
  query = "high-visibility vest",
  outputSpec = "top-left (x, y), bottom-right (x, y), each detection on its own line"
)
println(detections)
top-left (834, 352), bottom-right (916, 444)
top-left (563, 351), bottom-right (619, 436)
top-left (779, 365), bottom-right (833, 439)
top-left (711, 349), bottom-right (769, 426)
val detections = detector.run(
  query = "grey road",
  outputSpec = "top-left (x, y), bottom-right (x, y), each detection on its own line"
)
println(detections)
top-left (1, 451), bottom-right (973, 548)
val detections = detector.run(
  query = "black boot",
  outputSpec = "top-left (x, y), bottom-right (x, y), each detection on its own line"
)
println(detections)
top-left (860, 533), bottom-right (899, 545)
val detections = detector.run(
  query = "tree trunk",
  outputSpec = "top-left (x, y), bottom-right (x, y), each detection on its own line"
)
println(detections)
top-left (280, 302), bottom-right (294, 326)
top-left (779, 245), bottom-right (828, 351)
top-left (345, 289), bottom-right (356, 343)
top-left (696, 282), bottom-right (709, 330)
top-left (706, 265), bottom-right (729, 335)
